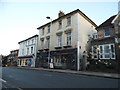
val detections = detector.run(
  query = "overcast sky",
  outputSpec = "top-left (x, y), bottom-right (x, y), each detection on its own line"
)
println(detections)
top-left (0, 0), bottom-right (119, 55)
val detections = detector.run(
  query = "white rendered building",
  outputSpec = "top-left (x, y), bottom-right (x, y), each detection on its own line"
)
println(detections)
top-left (37, 9), bottom-right (97, 70)
top-left (18, 35), bottom-right (38, 67)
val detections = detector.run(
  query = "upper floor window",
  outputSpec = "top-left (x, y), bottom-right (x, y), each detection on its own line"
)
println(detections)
top-left (58, 34), bottom-right (62, 47)
top-left (42, 28), bottom-right (44, 35)
top-left (93, 34), bottom-right (98, 39)
top-left (22, 49), bottom-right (24, 55)
top-left (58, 20), bottom-right (62, 29)
top-left (67, 16), bottom-right (71, 26)
top-left (66, 32), bottom-right (71, 46)
top-left (118, 22), bottom-right (120, 26)
top-left (48, 25), bottom-right (50, 33)
top-left (41, 39), bottom-right (44, 49)
top-left (104, 28), bottom-right (110, 37)
top-left (28, 40), bottom-right (30, 45)
top-left (31, 47), bottom-right (33, 54)
top-left (32, 39), bottom-right (34, 44)
top-left (46, 37), bottom-right (50, 48)
top-left (27, 48), bottom-right (29, 55)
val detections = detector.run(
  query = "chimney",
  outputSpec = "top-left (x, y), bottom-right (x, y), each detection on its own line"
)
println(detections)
top-left (58, 10), bottom-right (65, 18)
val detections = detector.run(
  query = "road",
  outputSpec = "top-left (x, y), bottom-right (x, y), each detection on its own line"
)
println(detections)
top-left (1, 67), bottom-right (119, 88)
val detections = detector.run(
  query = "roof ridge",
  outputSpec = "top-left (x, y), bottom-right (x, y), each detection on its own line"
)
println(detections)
top-left (96, 15), bottom-right (116, 29)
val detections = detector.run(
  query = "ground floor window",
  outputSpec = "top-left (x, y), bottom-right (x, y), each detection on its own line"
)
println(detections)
top-left (19, 58), bottom-right (32, 66)
top-left (92, 45), bottom-right (98, 59)
top-left (92, 44), bottom-right (116, 59)
top-left (99, 44), bottom-right (115, 59)
top-left (92, 44), bottom-right (115, 59)
top-left (53, 54), bottom-right (76, 69)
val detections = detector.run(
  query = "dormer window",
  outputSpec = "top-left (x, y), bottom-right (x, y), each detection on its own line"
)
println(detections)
top-left (104, 28), bottom-right (110, 37)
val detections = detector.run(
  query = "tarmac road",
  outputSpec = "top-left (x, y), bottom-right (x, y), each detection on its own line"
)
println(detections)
top-left (1, 67), bottom-right (119, 88)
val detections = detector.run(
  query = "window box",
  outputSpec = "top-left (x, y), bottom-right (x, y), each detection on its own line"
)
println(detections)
top-left (63, 45), bottom-right (72, 48)
top-left (54, 46), bottom-right (62, 49)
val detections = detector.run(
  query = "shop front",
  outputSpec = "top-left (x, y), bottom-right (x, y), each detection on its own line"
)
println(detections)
top-left (37, 48), bottom-right (77, 70)
top-left (18, 56), bottom-right (33, 67)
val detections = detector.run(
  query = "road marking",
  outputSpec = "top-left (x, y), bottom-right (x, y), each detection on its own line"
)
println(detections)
top-left (2, 84), bottom-right (8, 88)
top-left (17, 87), bottom-right (23, 90)
top-left (0, 78), bottom-right (7, 83)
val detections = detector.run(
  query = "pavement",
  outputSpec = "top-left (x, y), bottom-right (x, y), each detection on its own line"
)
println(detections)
top-left (15, 66), bottom-right (120, 79)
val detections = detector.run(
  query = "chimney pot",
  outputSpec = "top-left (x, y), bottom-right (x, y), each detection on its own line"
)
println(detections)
top-left (58, 10), bottom-right (65, 18)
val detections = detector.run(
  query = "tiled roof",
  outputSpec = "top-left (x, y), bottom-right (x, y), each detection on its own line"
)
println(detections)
top-left (96, 15), bottom-right (116, 29)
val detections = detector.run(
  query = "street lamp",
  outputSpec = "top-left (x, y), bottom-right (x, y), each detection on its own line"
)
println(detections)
top-left (46, 16), bottom-right (52, 68)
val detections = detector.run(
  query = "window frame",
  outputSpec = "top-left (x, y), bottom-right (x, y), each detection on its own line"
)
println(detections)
top-left (104, 28), bottom-right (110, 37)
top-left (66, 32), bottom-right (71, 46)
top-left (42, 28), bottom-right (44, 35)
top-left (41, 39), bottom-right (44, 49)
top-left (58, 34), bottom-right (62, 47)
top-left (31, 47), bottom-right (33, 54)
top-left (67, 16), bottom-right (71, 26)
top-left (46, 37), bottom-right (50, 48)
top-left (58, 20), bottom-right (62, 30)
top-left (92, 45), bottom-right (98, 59)
top-left (48, 25), bottom-right (50, 33)
top-left (99, 44), bottom-right (115, 59)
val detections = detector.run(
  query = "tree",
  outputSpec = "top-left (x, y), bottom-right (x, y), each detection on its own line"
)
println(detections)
top-left (2, 56), bottom-right (8, 66)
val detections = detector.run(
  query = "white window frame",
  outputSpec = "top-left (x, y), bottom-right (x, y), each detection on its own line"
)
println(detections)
top-left (66, 32), bottom-right (71, 46)
top-left (32, 39), bottom-right (34, 44)
top-left (99, 44), bottom-right (115, 59)
top-left (58, 34), bottom-right (62, 47)
top-left (67, 16), bottom-right (71, 26)
top-left (93, 34), bottom-right (98, 39)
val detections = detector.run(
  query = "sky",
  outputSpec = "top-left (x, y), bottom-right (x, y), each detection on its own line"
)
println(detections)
top-left (0, 0), bottom-right (119, 55)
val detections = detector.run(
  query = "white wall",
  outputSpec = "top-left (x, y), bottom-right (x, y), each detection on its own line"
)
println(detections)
top-left (18, 36), bottom-right (38, 67)
top-left (38, 12), bottom-right (97, 56)
top-left (78, 13), bottom-right (97, 53)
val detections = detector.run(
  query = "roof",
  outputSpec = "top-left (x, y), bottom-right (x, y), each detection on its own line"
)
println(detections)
top-left (37, 9), bottom-right (97, 29)
top-left (18, 34), bottom-right (38, 44)
top-left (96, 15), bottom-right (116, 29)
top-left (10, 49), bottom-right (19, 52)
top-left (111, 12), bottom-right (120, 24)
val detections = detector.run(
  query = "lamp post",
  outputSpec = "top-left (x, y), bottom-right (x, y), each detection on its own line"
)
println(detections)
top-left (46, 16), bottom-right (52, 68)
top-left (77, 41), bottom-right (80, 71)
